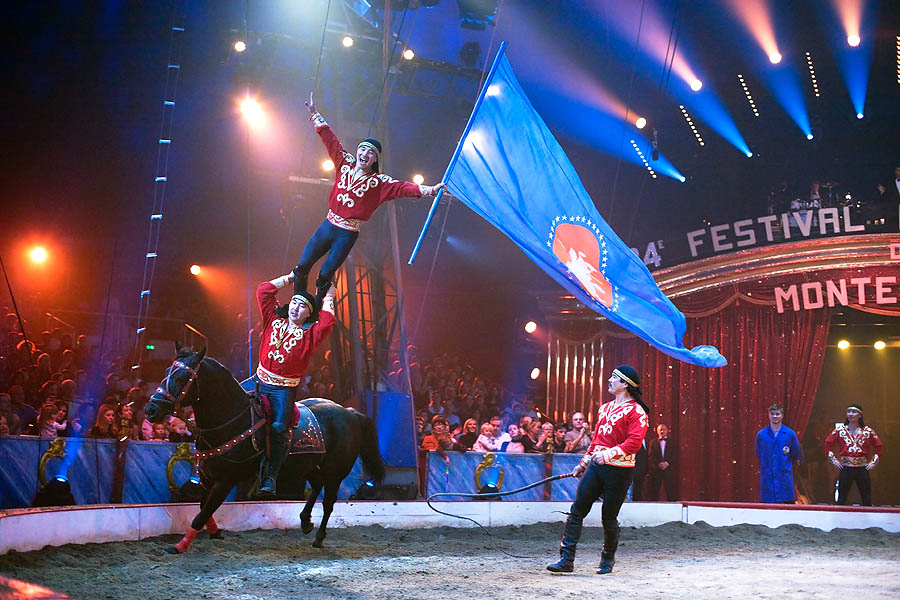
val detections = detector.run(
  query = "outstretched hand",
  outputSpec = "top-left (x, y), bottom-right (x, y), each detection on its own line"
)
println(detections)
top-left (426, 182), bottom-right (448, 196)
top-left (305, 91), bottom-right (316, 115)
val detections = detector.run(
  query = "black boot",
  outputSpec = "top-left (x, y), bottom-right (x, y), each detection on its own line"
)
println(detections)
top-left (292, 266), bottom-right (308, 296)
top-left (257, 431), bottom-right (290, 498)
top-left (547, 512), bottom-right (583, 573)
top-left (596, 519), bottom-right (619, 574)
top-left (314, 274), bottom-right (333, 304)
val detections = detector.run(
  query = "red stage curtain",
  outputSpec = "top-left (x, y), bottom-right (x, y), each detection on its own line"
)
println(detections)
top-left (602, 298), bottom-right (832, 501)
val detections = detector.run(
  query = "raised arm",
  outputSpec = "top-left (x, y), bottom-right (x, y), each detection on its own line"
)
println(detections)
top-left (306, 91), bottom-right (349, 165)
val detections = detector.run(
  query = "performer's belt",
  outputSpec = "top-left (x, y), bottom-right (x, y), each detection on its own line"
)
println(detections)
top-left (256, 364), bottom-right (301, 388)
top-left (840, 456), bottom-right (869, 467)
top-left (327, 210), bottom-right (362, 232)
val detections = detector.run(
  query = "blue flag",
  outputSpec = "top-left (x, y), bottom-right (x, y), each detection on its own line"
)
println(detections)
top-left (444, 52), bottom-right (726, 368)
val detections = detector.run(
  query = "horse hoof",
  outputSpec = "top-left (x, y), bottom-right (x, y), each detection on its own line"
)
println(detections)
top-left (301, 522), bottom-right (314, 535)
top-left (163, 546), bottom-right (181, 555)
top-left (312, 539), bottom-right (324, 549)
top-left (209, 530), bottom-right (224, 540)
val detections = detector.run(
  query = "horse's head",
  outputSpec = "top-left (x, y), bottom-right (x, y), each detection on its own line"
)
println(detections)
top-left (145, 342), bottom-right (206, 423)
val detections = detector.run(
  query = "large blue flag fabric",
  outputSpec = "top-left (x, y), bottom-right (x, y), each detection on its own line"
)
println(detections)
top-left (444, 53), bottom-right (726, 368)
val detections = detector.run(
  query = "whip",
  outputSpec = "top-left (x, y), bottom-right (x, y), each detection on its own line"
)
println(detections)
top-left (424, 472), bottom-right (576, 558)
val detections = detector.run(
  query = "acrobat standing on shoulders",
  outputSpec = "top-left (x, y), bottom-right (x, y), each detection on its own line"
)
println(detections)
top-left (294, 91), bottom-right (446, 302)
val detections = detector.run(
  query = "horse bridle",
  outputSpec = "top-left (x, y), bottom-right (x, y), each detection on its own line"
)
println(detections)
top-left (155, 357), bottom-right (201, 413)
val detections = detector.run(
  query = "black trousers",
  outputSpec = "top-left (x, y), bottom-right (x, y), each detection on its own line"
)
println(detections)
top-left (837, 466), bottom-right (872, 506)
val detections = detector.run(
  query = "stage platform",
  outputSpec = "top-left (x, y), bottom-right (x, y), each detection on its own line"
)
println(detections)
top-left (1, 500), bottom-right (897, 555)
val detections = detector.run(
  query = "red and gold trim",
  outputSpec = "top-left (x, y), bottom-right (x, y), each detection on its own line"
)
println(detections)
top-left (327, 209), bottom-right (362, 232)
top-left (256, 364), bottom-right (302, 387)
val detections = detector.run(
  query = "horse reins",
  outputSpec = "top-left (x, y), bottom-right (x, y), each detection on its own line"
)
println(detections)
top-left (155, 358), bottom-right (201, 414)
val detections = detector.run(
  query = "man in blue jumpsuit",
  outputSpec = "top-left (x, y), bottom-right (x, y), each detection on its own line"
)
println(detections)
top-left (755, 403), bottom-right (804, 503)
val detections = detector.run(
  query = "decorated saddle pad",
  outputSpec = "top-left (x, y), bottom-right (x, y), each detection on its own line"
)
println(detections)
top-left (289, 402), bottom-right (325, 454)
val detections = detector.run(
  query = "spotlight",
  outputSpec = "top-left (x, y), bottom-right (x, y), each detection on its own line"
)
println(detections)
top-left (342, 35), bottom-right (354, 48)
top-left (768, 52), bottom-right (782, 64)
top-left (29, 246), bottom-right (48, 264)
top-left (240, 96), bottom-right (265, 128)
top-left (524, 321), bottom-right (537, 334)
top-left (322, 159), bottom-right (335, 171)
top-left (530, 367), bottom-right (541, 380)
top-left (352, 479), bottom-right (381, 500)
top-left (233, 40), bottom-right (247, 53)
top-left (847, 35), bottom-right (860, 47)
top-left (190, 264), bottom-right (201, 276)
top-left (402, 48), bottom-right (415, 60)
top-left (806, 133), bottom-right (814, 140)
top-left (690, 79), bottom-right (703, 92)
top-left (837, 340), bottom-right (850, 350)
top-left (412, 173), bottom-right (424, 185)
top-left (635, 117), bottom-right (647, 129)
top-left (856, 113), bottom-right (864, 119)
top-left (874, 340), bottom-right (886, 350)
top-left (33, 476), bottom-right (75, 507)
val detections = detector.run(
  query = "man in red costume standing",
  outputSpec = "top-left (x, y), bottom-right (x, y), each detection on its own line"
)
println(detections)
top-left (242, 271), bottom-right (336, 497)
top-left (547, 365), bottom-right (649, 575)
top-left (824, 403), bottom-right (882, 506)
top-left (294, 92), bottom-right (446, 302)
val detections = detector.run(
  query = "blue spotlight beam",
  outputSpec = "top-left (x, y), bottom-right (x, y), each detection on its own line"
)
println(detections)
top-left (836, 38), bottom-right (874, 119)
top-left (676, 79), bottom-right (752, 157)
top-left (409, 41), bottom-right (509, 265)
top-left (763, 65), bottom-right (812, 138)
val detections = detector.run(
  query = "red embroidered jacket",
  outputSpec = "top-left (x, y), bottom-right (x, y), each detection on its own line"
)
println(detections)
top-left (824, 424), bottom-right (883, 462)
top-left (585, 397), bottom-right (649, 467)
top-left (311, 112), bottom-right (423, 223)
top-left (255, 282), bottom-right (335, 387)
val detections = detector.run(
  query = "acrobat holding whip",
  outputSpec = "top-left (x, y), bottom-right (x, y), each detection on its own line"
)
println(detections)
top-left (292, 91), bottom-right (446, 302)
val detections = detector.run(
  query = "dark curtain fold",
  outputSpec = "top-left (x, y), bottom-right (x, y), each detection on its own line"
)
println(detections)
top-left (602, 299), bottom-right (831, 501)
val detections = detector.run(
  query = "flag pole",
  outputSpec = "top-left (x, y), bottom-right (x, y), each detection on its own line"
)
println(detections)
top-left (408, 41), bottom-right (508, 264)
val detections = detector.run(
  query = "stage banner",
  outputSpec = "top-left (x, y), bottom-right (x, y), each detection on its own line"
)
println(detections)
top-left (444, 51), bottom-right (726, 367)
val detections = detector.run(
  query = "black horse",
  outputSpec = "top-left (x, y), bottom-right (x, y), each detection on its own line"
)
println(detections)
top-left (144, 345), bottom-right (385, 553)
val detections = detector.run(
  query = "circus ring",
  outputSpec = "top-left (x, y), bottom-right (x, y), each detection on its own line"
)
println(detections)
top-left (2, 454), bottom-right (900, 600)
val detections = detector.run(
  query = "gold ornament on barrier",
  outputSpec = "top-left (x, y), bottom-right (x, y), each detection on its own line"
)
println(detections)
top-left (166, 442), bottom-right (197, 493)
top-left (38, 438), bottom-right (67, 486)
top-left (474, 452), bottom-right (504, 493)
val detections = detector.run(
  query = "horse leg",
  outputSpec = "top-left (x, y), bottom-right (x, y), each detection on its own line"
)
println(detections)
top-left (165, 480), bottom-right (232, 554)
top-left (312, 479), bottom-right (339, 548)
top-left (300, 474), bottom-right (323, 535)
top-left (198, 478), bottom-right (224, 540)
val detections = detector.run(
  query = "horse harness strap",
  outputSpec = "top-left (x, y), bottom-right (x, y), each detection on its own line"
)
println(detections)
top-left (196, 418), bottom-right (267, 463)
top-left (156, 359), bottom-right (200, 412)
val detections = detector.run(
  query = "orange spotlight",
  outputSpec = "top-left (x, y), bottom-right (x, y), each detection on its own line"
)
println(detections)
top-left (412, 173), bottom-right (424, 185)
top-left (635, 117), bottom-right (647, 129)
top-left (690, 79), bottom-right (703, 92)
top-left (322, 159), bottom-right (335, 171)
top-left (239, 96), bottom-right (265, 128)
top-left (190, 265), bottom-right (201, 276)
top-left (768, 51), bottom-right (782, 64)
top-left (530, 367), bottom-right (541, 380)
top-left (402, 48), bottom-right (415, 60)
top-left (524, 321), bottom-right (537, 334)
top-left (234, 40), bottom-right (247, 53)
top-left (873, 340), bottom-right (886, 350)
top-left (837, 339), bottom-right (850, 350)
top-left (847, 34), bottom-right (860, 47)
top-left (29, 246), bottom-right (48, 264)
top-left (725, 0), bottom-right (781, 70)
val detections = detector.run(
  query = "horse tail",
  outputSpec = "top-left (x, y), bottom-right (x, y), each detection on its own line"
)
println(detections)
top-left (355, 411), bottom-right (386, 484)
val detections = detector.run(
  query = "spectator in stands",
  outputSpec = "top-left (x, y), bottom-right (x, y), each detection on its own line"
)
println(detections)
top-left (35, 402), bottom-right (67, 438)
top-left (89, 404), bottom-right (118, 439)
top-left (505, 423), bottom-right (525, 453)
top-left (553, 423), bottom-right (568, 453)
top-left (0, 393), bottom-right (21, 435)
top-left (55, 401), bottom-right (81, 437)
top-left (39, 380), bottom-right (59, 406)
top-left (8, 385), bottom-right (36, 432)
top-left (565, 412), bottom-right (592, 454)
top-left (150, 421), bottom-right (170, 441)
top-left (472, 422), bottom-right (496, 453)
top-left (0, 415), bottom-right (9, 436)
top-left (537, 421), bottom-right (555, 454)
top-left (414, 414), bottom-right (427, 447)
top-left (168, 417), bottom-right (192, 442)
top-left (421, 415), bottom-right (450, 450)
top-left (521, 418), bottom-right (540, 453)
top-left (456, 418), bottom-right (479, 451)
top-left (489, 415), bottom-right (511, 449)
top-left (116, 402), bottom-right (139, 441)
